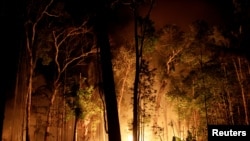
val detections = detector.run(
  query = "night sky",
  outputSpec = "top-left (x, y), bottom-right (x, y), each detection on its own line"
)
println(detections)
top-left (148, 0), bottom-right (233, 30)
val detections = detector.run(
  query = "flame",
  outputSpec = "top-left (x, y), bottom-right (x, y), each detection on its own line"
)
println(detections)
top-left (127, 134), bottom-right (133, 141)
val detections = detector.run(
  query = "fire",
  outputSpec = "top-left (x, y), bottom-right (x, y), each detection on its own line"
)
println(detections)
top-left (127, 134), bottom-right (133, 141)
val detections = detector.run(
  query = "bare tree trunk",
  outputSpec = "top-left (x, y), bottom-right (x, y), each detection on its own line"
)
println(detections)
top-left (97, 27), bottom-right (121, 141)
top-left (0, 89), bottom-right (6, 140)
top-left (118, 64), bottom-right (131, 113)
top-left (1, 0), bottom-right (23, 137)
top-left (24, 1), bottom-right (54, 140)
top-left (131, 1), bottom-right (155, 140)
top-left (153, 80), bottom-right (167, 128)
top-left (192, 110), bottom-right (198, 140)
top-left (44, 85), bottom-right (59, 141)
top-left (163, 101), bottom-right (168, 141)
top-left (233, 58), bottom-right (249, 125)
top-left (25, 40), bottom-right (33, 141)
top-left (222, 65), bottom-right (234, 124)
top-left (133, 2), bottom-right (140, 141)
top-left (73, 117), bottom-right (78, 141)
top-left (247, 60), bottom-right (250, 74)
top-left (25, 19), bottom-right (38, 141)
top-left (226, 90), bottom-right (234, 124)
top-left (61, 97), bottom-right (66, 141)
top-left (95, 6), bottom-right (121, 141)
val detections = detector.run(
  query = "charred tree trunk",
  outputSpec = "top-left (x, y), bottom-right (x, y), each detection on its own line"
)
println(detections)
top-left (94, 7), bottom-right (121, 141)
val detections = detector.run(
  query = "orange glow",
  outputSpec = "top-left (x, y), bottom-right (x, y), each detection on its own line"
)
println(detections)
top-left (127, 134), bottom-right (133, 141)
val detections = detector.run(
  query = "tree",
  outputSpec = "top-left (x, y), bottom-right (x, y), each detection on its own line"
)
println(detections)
top-left (43, 21), bottom-right (96, 140)
top-left (0, 0), bottom-right (24, 139)
top-left (131, 1), bottom-right (156, 141)
top-left (24, 0), bottom-right (56, 140)
top-left (139, 60), bottom-right (157, 141)
top-left (89, 1), bottom-right (123, 141)
top-left (153, 24), bottom-right (191, 129)
top-left (21, 1), bottom-right (99, 140)
top-left (4, 0), bottom-right (250, 140)
top-left (64, 74), bottom-right (102, 141)
top-left (113, 44), bottom-right (135, 114)
top-left (232, 57), bottom-right (249, 125)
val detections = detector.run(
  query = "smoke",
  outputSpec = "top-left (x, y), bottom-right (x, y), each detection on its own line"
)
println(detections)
top-left (108, 0), bottom-right (232, 46)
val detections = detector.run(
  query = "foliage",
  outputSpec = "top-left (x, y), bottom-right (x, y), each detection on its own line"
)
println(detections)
top-left (65, 78), bottom-right (101, 120)
top-left (139, 59), bottom-right (157, 125)
top-left (137, 16), bottom-right (157, 54)
top-left (162, 20), bottom-right (248, 139)
top-left (77, 86), bottom-right (101, 119)
top-left (113, 45), bottom-right (135, 80)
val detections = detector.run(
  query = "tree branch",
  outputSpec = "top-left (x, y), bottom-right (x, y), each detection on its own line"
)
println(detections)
top-left (166, 48), bottom-right (182, 74)
top-left (55, 21), bottom-right (89, 48)
top-left (44, 11), bottom-right (59, 17)
top-left (32, 0), bottom-right (54, 45)
top-left (61, 48), bottom-right (97, 73)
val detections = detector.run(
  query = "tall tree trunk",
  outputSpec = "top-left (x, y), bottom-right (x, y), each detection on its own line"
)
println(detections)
top-left (1, 0), bottom-right (24, 139)
top-left (94, 7), bottom-right (121, 141)
top-left (222, 65), bottom-right (234, 124)
top-left (25, 38), bottom-right (33, 141)
top-left (153, 80), bottom-right (167, 129)
top-left (118, 64), bottom-right (131, 114)
top-left (0, 88), bottom-right (6, 140)
top-left (225, 90), bottom-right (234, 124)
top-left (233, 58), bottom-right (249, 125)
top-left (163, 101), bottom-right (168, 141)
top-left (25, 18), bottom-right (38, 141)
top-left (0, 0), bottom-right (25, 140)
top-left (133, 2), bottom-right (140, 141)
top-left (44, 85), bottom-right (59, 141)
top-left (73, 117), bottom-right (78, 141)
top-left (24, 1), bottom-right (54, 140)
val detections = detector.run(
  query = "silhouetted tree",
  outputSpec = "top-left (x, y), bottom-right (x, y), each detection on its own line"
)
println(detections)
top-left (94, 6), bottom-right (122, 141)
